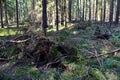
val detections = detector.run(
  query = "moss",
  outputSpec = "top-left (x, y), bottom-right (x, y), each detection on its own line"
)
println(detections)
top-left (0, 28), bottom-right (18, 36)
top-left (89, 68), bottom-right (106, 80)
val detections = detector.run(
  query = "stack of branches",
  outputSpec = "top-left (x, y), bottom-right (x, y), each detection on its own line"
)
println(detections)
top-left (0, 32), bottom-right (76, 71)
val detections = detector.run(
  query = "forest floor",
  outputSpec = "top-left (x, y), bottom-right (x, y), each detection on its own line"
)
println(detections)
top-left (0, 22), bottom-right (120, 80)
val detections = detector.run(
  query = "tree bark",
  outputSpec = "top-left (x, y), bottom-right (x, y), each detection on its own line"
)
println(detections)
top-left (82, 0), bottom-right (85, 21)
top-left (0, 0), bottom-right (4, 28)
top-left (85, 0), bottom-right (87, 21)
top-left (76, 0), bottom-right (80, 20)
top-left (56, 0), bottom-right (59, 31)
top-left (115, 0), bottom-right (120, 24)
top-left (103, 0), bottom-right (106, 22)
top-left (42, 0), bottom-right (48, 36)
top-left (80, 0), bottom-right (82, 20)
top-left (95, 0), bottom-right (98, 21)
top-left (4, 0), bottom-right (8, 25)
top-left (64, 0), bottom-right (67, 27)
top-left (109, 0), bottom-right (114, 25)
top-left (60, 0), bottom-right (64, 25)
top-left (93, 0), bottom-right (95, 20)
top-left (100, 0), bottom-right (103, 24)
top-left (89, 0), bottom-right (91, 21)
top-left (16, 0), bottom-right (19, 27)
top-left (68, 0), bottom-right (72, 22)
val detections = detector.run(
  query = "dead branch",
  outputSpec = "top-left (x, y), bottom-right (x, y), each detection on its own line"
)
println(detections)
top-left (0, 58), bottom-right (10, 61)
top-left (8, 38), bottom-right (30, 43)
top-left (87, 49), bottom-right (102, 67)
top-left (89, 48), bottom-right (120, 58)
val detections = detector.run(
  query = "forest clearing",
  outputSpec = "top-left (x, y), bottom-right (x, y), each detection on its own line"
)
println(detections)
top-left (0, 0), bottom-right (120, 80)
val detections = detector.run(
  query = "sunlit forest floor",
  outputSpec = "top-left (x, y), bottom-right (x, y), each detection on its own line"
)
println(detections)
top-left (0, 22), bottom-right (120, 80)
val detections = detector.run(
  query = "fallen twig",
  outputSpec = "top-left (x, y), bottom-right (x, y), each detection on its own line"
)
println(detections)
top-left (88, 48), bottom-right (120, 58)
top-left (0, 58), bottom-right (10, 61)
top-left (8, 38), bottom-right (30, 43)
top-left (87, 49), bottom-right (102, 67)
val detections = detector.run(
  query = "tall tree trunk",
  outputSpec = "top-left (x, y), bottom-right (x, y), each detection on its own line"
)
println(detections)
top-left (0, 0), bottom-right (4, 28)
top-left (42, 0), bottom-right (48, 36)
top-left (61, 0), bottom-right (64, 25)
top-left (89, 0), bottom-right (91, 21)
top-left (103, 0), bottom-right (106, 22)
top-left (56, 0), bottom-right (59, 31)
top-left (115, 0), bottom-right (120, 24)
top-left (109, 0), bottom-right (114, 25)
top-left (16, 0), bottom-right (19, 27)
top-left (4, 0), bottom-right (8, 25)
top-left (64, 0), bottom-right (67, 27)
top-left (85, 0), bottom-right (87, 21)
top-left (100, 0), bottom-right (103, 24)
top-left (95, 0), bottom-right (98, 21)
top-left (76, 0), bottom-right (80, 20)
top-left (82, 0), bottom-right (85, 21)
top-left (80, 0), bottom-right (82, 20)
top-left (68, 0), bottom-right (72, 22)
top-left (93, 0), bottom-right (95, 20)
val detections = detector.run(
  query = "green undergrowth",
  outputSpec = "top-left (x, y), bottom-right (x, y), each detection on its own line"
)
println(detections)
top-left (0, 24), bottom-right (120, 80)
top-left (0, 28), bottom-right (25, 36)
top-left (47, 25), bottom-right (120, 80)
top-left (0, 28), bottom-right (17, 36)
